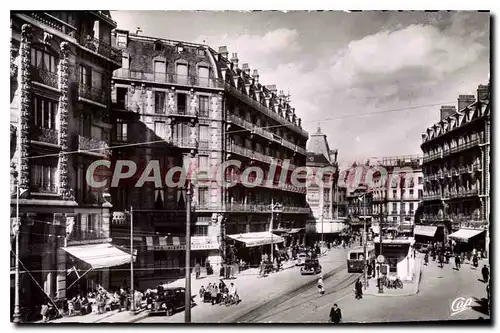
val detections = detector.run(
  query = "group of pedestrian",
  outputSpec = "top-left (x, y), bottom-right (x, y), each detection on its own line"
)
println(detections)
top-left (199, 280), bottom-right (239, 306)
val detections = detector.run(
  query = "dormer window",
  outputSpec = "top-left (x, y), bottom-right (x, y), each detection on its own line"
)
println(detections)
top-left (197, 49), bottom-right (205, 56)
top-left (177, 45), bottom-right (184, 53)
top-left (154, 42), bottom-right (163, 52)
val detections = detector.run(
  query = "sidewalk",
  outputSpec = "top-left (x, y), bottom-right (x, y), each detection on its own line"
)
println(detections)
top-left (364, 256), bottom-right (423, 297)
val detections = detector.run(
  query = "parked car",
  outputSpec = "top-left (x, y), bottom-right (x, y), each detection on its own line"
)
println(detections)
top-left (417, 244), bottom-right (430, 254)
top-left (148, 286), bottom-right (193, 316)
top-left (300, 259), bottom-right (322, 275)
top-left (296, 252), bottom-right (308, 266)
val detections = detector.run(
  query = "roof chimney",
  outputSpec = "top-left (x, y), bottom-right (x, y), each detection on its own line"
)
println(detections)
top-left (298, 118), bottom-right (302, 127)
top-left (242, 63), bottom-right (250, 75)
top-left (252, 69), bottom-right (259, 83)
top-left (230, 53), bottom-right (239, 68)
top-left (136, 27), bottom-right (142, 35)
top-left (440, 105), bottom-right (456, 121)
top-left (477, 84), bottom-right (490, 101)
top-left (458, 95), bottom-right (475, 111)
top-left (218, 46), bottom-right (228, 59)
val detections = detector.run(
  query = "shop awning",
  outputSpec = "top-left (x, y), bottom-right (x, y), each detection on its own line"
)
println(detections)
top-left (62, 243), bottom-right (133, 269)
top-left (288, 228), bottom-right (305, 234)
top-left (414, 225), bottom-right (438, 238)
top-left (448, 229), bottom-right (485, 242)
top-left (227, 232), bottom-right (284, 247)
top-left (145, 236), bottom-right (185, 251)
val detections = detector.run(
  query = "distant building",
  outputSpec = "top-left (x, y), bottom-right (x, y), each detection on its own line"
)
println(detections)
top-left (305, 126), bottom-right (346, 243)
top-left (420, 84), bottom-right (490, 255)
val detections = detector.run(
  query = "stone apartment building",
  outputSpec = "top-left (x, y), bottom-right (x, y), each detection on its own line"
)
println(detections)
top-left (109, 30), bottom-right (310, 286)
top-left (371, 155), bottom-right (424, 237)
top-left (420, 84), bottom-right (490, 255)
top-left (10, 11), bottom-right (123, 319)
top-left (305, 126), bottom-right (346, 243)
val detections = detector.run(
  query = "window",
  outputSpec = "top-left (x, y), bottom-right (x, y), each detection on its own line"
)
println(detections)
top-left (175, 122), bottom-right (190, 140)
top-left (418, 176), bottom-right (423, 185)
top-left (199, 96), bottom-right (209, 117)
top-left (154, 121), bottom-right (166, 139)
top-left (122, 55), bottom-right (129, 69)
top-left (418, 189), bottom-right (423, 199)
top-left (117, 35), bottom-right (127, 48)
top-left (79, 65), bottom-right (91, 87)
top-left (401, 189), bottom-right (405, 198)
top-left (392, 190), bottom-right (397, 199)
top-left (176, 64), bottom-right (188, 84)
top-left (155, 91), bottom-right (166, 114)
top-left (154, 61), bottom-right (166, 82)
top-left (393, 217), bottom-right (397, 222)
top-left (30, 161), bottom-right (57, 193)
top-left (199, 155), bottom-right (209, 170)
top-left (177, 93), bottom-right (187, 114)
top-left (392, 203), bottom-right (397, 213)
top-left (199, 125), bottom-right (209, 144)
top-left (197, 49), bottom-right (205, 56)
top-left (30, 48), bottom-right (58, 73)
top-left (193, 225), bottom-right (208, 236)
top-left (91, 125), bottom-right (102, 141)
top-left (80, 114), bottom-right (91, 137)
top-left (401, 203), bottom-right (406, 214)
top-left (155, 42), bottom-right (163, 51)
top-left (198, 187), bottom-right (209, 205)
top-left (92, 70), bottom-right (103, 90)
top-left (116, 119), bottom-right (128, 141)
top-left (32, 96), bottom-right (57, 129)
top-left (409, 202), bottom-right (414, 212)
top-left (117, 87), bottom-right (127, 109)
top-left (198, 66), bottom-right (209, 87)
top-left (409, 189), bottom-right (414, 196)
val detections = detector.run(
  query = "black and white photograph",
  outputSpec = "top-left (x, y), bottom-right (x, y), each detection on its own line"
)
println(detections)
top-left (8, 9), bottom-right (491, 324)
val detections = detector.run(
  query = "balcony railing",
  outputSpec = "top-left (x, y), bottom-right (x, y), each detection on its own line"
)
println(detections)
top-left (25, 12), bottom-right (77, 36)
top-left (78, 84), bottom-right (108, 106)
top-left (77, 34), bottom-right (122, 64)
top-left (78, 135), bottom-right (111, 156)
top-left (30, 127), bottom-right (59, 145)
top-left (112, 69), bottom-right (224, 89)
top-left (174, 137), bottom-right (197, 149)
top-left (472, 162), bottom-right (483, 172)
top-left (31, 182), bottom-right (58, 194)
top-left (30, 66), bottom-right (58, 89)
top-left (224, 83), bottom-right (308, 138)
top-left (422, 193), bottom-right (441, 201)
top-left (70, 230), bottom-right (109, 242)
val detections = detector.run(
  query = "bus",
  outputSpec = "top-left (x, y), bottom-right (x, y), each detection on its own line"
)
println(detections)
top-left (347, 246), bottom-right (375, 273)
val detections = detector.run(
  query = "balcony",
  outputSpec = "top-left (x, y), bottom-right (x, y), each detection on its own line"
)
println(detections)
top-left (112, 69), bottom-right (224, 88)
top-left (422, 193), bottom-right (441, 201)
top-left (454, 139), bottom-right (480, 154)
top-left (224, 83), bottom-right (308, 139)
top-left (473, 162), bottom-right (483, 172)
top-left (78, 135), bottom-right (111, 157)
top-left (30, 66), bottom-right (58, 89)
top-left (24, 12), bottom-right (77, 37)
top-left (31, 182), bottom-right (58, 194)
top-left (174, 137), bottom-right (197, 149)
top-left (78, 84), bottom-right (108, 107)
top-left (77, 33), bottom-right (122, 64)
top-left (30, 127), bottom-right (59, 145)
top-left (68, 229), bottom-right (109, 245)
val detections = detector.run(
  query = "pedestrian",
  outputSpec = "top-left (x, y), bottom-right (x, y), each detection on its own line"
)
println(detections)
top-left (473, 254), bottom-right (479, 268)
top-left (329, 303), bottom-right (342, 323)
top-left (438, 253), bottom-right (443, 269)
top-left (481, 265), bottom-right (489, 283)
top-left (211, 285), bottom-right (218, 305)
top-left (317, 276), bottom-right (325, 296)
top-left (119, 288), bottom-right (127, 312)
top-left (424, 253), bottom-right (429, 266)
top-left (455, 254), bottom-right (461, 270)
top-left (354, 278), bottom-right (363, 300)
top-left (195, 262), bottom-right (201, 279)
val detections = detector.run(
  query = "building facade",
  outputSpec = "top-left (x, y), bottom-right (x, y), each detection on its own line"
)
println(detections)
top-left (371, 156), bottom-right (423, 237)
top-left (305, 126), bottom-right (345, 243)
top-left (420, 84), bottom-right (490, 254)
top-left (109, 31), bottom-right (309, 286)
top-left (10, 11), bottom-right (123, 318)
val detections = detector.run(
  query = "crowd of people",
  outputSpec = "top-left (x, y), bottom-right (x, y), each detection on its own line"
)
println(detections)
top-left (198, 280), bottom-right (239, 306)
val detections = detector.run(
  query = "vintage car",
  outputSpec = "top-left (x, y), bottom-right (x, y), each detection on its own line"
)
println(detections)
top-left (148, 286), bottom-right (193, 316)
top-left (295, 252), bottom-right (308, 266)
top-left (300, 259), bottom-right (322, 275)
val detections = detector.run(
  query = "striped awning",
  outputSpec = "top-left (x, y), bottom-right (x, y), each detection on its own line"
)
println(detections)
top-left (144, 236), bottom-right (220, 251)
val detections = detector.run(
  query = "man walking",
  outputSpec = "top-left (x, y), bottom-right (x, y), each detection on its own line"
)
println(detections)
top-left (329, 303), bottom-right (342, 323)
top-left (354, 278), bottom-right (363, 300)
top-left (481, 264), bottom-right (489, 283)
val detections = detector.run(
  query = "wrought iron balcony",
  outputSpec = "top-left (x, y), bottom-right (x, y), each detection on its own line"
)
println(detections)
top-left (30, 66), bottom-right (58, 89)
top-left (30, 127), bottom-right (59, 145)
top-left (112, 69), bottom-right (224, 88)
top-left (78, 84), bottom-right (108, 106)
top-left (78, 135), bottom-right (111, 157)
top-left (174, 137), bottom-right (198, 149)
top-left (77, 33), bottom-right (122, 64)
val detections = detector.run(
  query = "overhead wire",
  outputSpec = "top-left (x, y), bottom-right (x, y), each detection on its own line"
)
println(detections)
top-left (19, 100), bottom-right (455, 161)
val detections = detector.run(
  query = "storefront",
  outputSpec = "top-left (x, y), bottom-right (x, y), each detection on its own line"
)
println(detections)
top-left (413, 225), bottom-right (438, 243)
top-left (227, 231), bottom-right (284, 266)
top-left (448, 228), bottom-right (486, 254)
top-left (374, 237), bottom-right (416, 281)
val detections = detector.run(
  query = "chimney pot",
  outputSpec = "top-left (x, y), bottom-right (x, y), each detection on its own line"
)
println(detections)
top-left (458, 94), bottom-right (476, 111)
top-left (477, 84), bottom-right (490, 101)
top-left (298, 118), bottom-right (302, 127)
top-left (230, 53), bottom-right (239, 68)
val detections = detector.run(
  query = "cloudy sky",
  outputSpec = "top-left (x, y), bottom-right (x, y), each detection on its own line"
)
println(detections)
top-left (111, 11), bottom-right (490, 167)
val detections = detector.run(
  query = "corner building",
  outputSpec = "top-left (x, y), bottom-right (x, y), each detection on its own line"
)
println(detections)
top-left (10, 11), bottom-right (122, 318)
top-left (110, 31), bottom-right (309, 287)
top-left (420, 84), bottom-right (490, 256)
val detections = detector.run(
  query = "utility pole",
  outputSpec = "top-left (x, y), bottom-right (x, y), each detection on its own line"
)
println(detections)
top-left (271, 197), bottom-right (274, 264)
top-left (130, 206), bottom-right (135, 312)
top-left (185, 182), bottom-right (192, 323)
top-left (13, 112), bottom-right (22, 323)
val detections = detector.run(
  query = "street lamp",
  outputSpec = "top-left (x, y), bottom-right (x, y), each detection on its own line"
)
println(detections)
top-left (12, 217), bottom-right (21, 323)
top-left (184, 182), bottom-right (193, 323)
top-left (270, 199), bottom-right (281, 264)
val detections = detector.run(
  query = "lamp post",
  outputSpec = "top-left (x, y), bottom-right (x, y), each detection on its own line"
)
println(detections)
top-left (184, 182), bottom-right (192, 323)
top-left (125, 206), bottom-right (135, 313)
